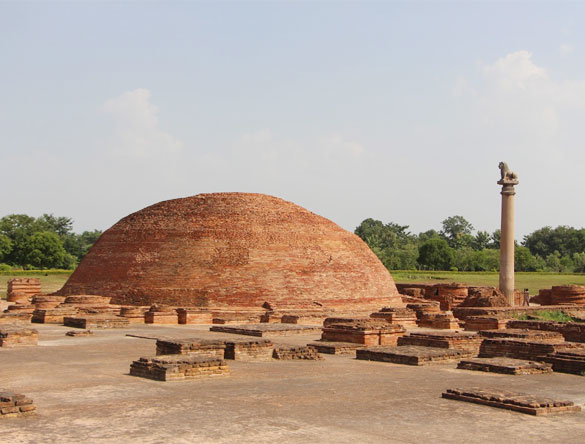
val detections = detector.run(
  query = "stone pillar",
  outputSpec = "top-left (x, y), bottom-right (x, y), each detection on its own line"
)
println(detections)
top-left (497, 162), bottom-right (519, 306)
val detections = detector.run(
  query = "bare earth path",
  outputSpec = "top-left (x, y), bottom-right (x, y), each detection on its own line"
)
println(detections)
top-left (2, 324), bottom-right (585, 444)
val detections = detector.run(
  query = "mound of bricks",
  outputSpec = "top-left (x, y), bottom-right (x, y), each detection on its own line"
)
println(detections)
top-left (370, 307), bottom-right (418, 327)
top-left (4, 304), bottom-right (35, 314)
top-left (457, 357), bottom-right (553, 375)
top-left (406, 301), bottom-right (441, 319)
top-left (129, 355), bottom-right (230, 381)
top-left (542, 349), bottom-right (585, 375)
top-left (417, 312), bottom-right (460, 329)
top-left (156, 338), bottom-right (226, 357)
top-left (66, 329), bottom-right (93, 337)
top-left (32, 307), bottom-right (79, 324)
top-left (397, 331), bottom-right (483, 355)
top-left (177, 308), bottom-right (213, 324)
top-left (309, 341), bottom-right (365, 355)
top-left (479, 338), bottom-right (583, 361)
top-left (530, 289), bottom-right (552, 305)
top-left (0, 390), bottom-right (36, 418)
top-left (551, 285), bottom-right (585, 305)
top-left (210, 324), bottom-right (321, 337)
top-left (224, 339), bottom-right (274, 361)
top-left (119, 306), bottom-right (149, 323)
top-left (507, 320), bottom-right (585, 343)
top-left (464, 317), bottom-right (508, 331)
top-left (442, 388), bottom-right (581, 416)
top-left (357, 345), bottom-right (471, 365)
top-left (6, 278), bottom-right (41, 303)
top-left (272, 346), bottom-right (323, 360)
top-left (431, 283), bottom-right (468, 311)
top-left (478, 328), bottom-right (564, 343)
top-left (145, 305), bottom-right (178, 324)
top-left (0, 313), bottom-right (32, 324)
top-left (0, 326), bottom-right (38, 347)
top-left (321, 318), bottom-right (406, 346)
top-left (460, 286), bottom-right (510, 308)
top-left (63, 316), bottom-right (129, 329)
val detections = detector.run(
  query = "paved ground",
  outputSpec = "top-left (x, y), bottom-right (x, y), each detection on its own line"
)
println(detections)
top-left (2, 323), bottom-right (585, 444)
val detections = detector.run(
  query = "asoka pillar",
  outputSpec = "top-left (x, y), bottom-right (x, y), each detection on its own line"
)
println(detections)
top-left (498, 162), bottom-right (519, 306)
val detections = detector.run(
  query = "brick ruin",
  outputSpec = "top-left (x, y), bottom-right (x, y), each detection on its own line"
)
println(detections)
top-left (130, 355), bottom-right (230, 381)
top-left (6, 278), bottom-right (41, 303)
top-left (0, 326), bottom-right (38, 347)
top-left (0, 390), bottom-right (36, 418)
top-left (55, 193), bottom-right (403, 317)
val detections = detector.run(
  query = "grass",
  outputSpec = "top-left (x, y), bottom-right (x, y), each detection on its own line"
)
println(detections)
top-left (0, 271), bottom-right (72, 299)
top-left (512, 310), bottom-right (576, 323)
top-left (391, 271), bottom-right (585, 295)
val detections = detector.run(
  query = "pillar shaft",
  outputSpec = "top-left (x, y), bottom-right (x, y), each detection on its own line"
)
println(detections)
top-left (499, 185), bottom-right (516, 305)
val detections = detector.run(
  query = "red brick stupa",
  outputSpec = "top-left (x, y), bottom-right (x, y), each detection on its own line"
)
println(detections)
top-left (57, 193), bottom-right (402, 311)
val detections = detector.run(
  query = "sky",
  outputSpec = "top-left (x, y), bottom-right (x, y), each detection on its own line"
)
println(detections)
top-left (1, 1), bottom-right (585, 241)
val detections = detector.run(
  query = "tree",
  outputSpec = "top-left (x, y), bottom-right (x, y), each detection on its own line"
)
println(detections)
top-left (472, 231), bottom-right (491, 251)
top-left (489, 229), bottom-right (501, 249)
top-left (0, 234), bottom-right (12, 262)
top-left (440, 216), bottom-right (474, 249)
top-left (523, 225), bottom-right (585, 258)
top-left (417, 238), bottom-right (454, 270)
top-left (21, 231), bottom-right (67, 269)
top-left (37, 214), bottom-right (73, 237)
top-left (515, 246), bottom-right (538, 272)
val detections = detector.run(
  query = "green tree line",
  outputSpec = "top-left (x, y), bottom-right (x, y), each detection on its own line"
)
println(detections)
top-left (0, 214), bottom-right (102, 270)
top-left (355, 216), bottom-right (585, 272)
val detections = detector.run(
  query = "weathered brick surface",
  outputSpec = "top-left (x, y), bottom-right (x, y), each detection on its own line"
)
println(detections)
top-left (543, 349), bottom-right (585, 375)
top-left (210, 324), bottom-right (321, 337)
top-left (177, 309), bottom-right (213, 325)
top-left (478, 328), bottom-right (564, 343)
top-left (308, 341), bottom-right (365, 355)
top-left (57, 193), bottom-right (402, 311)
top-left (506, 320), bottom-right (585, 343)
top-left (63, 316), bottom-right (129, 329)
top-left (129, 355), bottom-right (229, 381)
top-left (156, 338), bottom-right (226, 356)
top-left (457, 357), bottom-right (553, 375)
top-left (0, 313), bottom-right (32, 324)
top-left (398, 332), bottom-right (483, 355)
top-left (321, 318), bottom-right (406, 346)
top-left (224, 339), bottom-right (274, 361)
top-left (417, 312), bottom-right (460, 329)
top-left (357, 345), bottom-right (471, 365)
top-left (551, 285), bottom-right (585, 305)
top-left (442, 388), bottom-right (580, 415)
top-left (0, 326), bottom-right (38, 347)
top-left (272, 346), bottom-right (323, 360)
top-left (7, 278), bottom-right (41, 303)
top-left (0, 390), bottom-right (36, 418)
top-left (464, 317), bottom-right (508, 331)
top-left (479, 338), bottom-right (583, 361)
top-left (370, 307), bottom-right (418, 327)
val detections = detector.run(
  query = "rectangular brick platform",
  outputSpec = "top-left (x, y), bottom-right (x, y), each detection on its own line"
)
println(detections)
top-left (357, 345), bottom-right (471, 366)
top-left (155, 338), bottom-right (226, 357)
top-left (6, 278), bottom-right (41, 302)
top-left (369, 307), bottom-right (418, 327)
top-left (464, 317), bottom-right (508, 331)
top-left (507, 320), bottom-right (585, 343)
top-left (543, 350), bottom-right (585, 375)
top-left (32, 308), bottom-right (79, 324)
top-left (224, 339), bottom-right (273, 361)
top-left (0, 390), bottom-right (36, 418)
top-left (417, 312), bottom-right (460, 329)
top-left (63, 316), bottom-right (130, 329)
top-left (457, 357), bottom-right (553, 375)
top-left (0, 313), bottom-right (32, 325)
top-left (397, 332), bottom-right (483, 355)
top-left (177, 309), bottom-right (213, 325)
top-left (210, 324), bottom-right (321, 337)
top-left (479, 338), bottom-right (583, 361)
top-left (308, 341), bottom-right (365, 355)
top-left (144, 311), bottom-right (178, 324)
top-left (478, 328), bottom-right (564, 343)
top-left (442, 388), bottom-right (581, 415)
top-left (129, 355), bottom-right (230, 381)
top-left (321, 318), bottom-right (406, 346)
top-left (0, 326), bottom-right (38, 347)
top-left (272, 346), bottom-right (323, 360)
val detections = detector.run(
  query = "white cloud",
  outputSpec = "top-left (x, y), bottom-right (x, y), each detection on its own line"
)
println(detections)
top-left (560, 43), bottom-right (574, 56)
top-left (483, 50), bottom-right (547, 90)
top-left (101, 88), bottom-right (183, 158)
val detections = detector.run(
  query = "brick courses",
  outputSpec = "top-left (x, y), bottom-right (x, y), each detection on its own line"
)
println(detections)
top-left (56, 193), bottom-right (403, 312)
top-left (0, 326), bottom-right (38, 347)
top-left (397, 332), bottom-right (483, 355)
top-left (442, 388), bottom-right (580, 415)
top-left (129, 355), bottom-right (230, 381)
top-left (456, 358), bottom-right (553, 375)
top-left (272, 346), bottom-right (323, 360)
top-left (155, 338), bottom-right (226, 357)
top-left (357, 345), bottom-right (471, 365)
top-left (224, 339), bottom-right (273, 361)
top-left (321, 318), bottom-right (406, 346)
top-left (0, 390), bottom-right (36, 418)
top-left (63, 316), bottom-right (129, 329)
top-left (506, 320), bottom-right (585, 343)
top-left (6, 278), bottom-right (41, 303)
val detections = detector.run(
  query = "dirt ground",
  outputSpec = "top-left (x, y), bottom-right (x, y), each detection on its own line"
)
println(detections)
top-left (2, 323), bottom-right (585, 444)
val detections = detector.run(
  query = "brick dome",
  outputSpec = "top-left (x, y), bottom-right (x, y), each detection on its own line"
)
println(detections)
top-left (58, 193), bottom-right (402, 309)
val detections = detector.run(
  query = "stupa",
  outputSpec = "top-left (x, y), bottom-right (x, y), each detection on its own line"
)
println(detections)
top-left (57, 193), bottom-right (402, 312)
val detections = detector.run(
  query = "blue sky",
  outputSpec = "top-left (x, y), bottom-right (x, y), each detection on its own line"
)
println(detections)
top-left (1, 1), bottom-right (584, 239)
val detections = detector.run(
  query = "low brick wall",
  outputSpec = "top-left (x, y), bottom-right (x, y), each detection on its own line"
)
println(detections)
top-left (0, 391), bottom-right (36, 418)
top-left (130, 355), bottom-right (230, 381)
top-left (0, 327), bottom-right (38, 347)
top-left (64, 316), bottom-right (130, 329)
top-left (397, 332), bottom-right (483, 355)
top-left (272, 346), bottom-right (322, 360)
top-left (155, 338), bottom-right (226, 357)
top-left (224, 339), bottom-right (273, 361)
top-left (507, 320), bottom-right (585, 343)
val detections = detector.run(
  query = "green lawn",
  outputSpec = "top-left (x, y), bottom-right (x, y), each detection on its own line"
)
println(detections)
top-left (0, 271), bottom-right (71, 299)
top-left (391, 271), bottom-right (585, 295)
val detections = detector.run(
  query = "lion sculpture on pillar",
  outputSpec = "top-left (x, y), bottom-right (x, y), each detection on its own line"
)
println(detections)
top-left (499, 162), bottom-right (518, 181)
